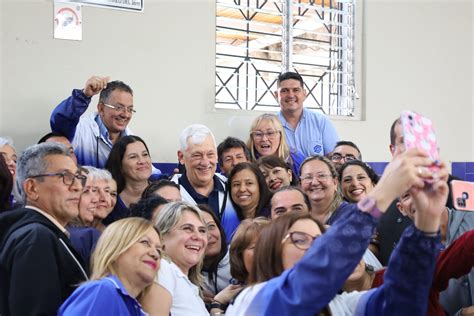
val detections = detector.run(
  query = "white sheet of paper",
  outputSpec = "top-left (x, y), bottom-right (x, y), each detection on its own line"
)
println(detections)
top-left (54, 2), bottom-right (82, 41)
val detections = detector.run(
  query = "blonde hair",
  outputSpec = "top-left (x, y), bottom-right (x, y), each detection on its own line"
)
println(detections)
top-left (154, 201), bottom-right (206, 289)
top-left (247, 113), bottom-right (290, 162)
top-left (90, 217), bottom-right (159, 281)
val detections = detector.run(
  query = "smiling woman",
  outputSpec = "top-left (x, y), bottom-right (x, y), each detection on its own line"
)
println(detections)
top-left (247, 113), bottom-right (305, 176)
top-left (299, 155), bottom-right (349, 225)
top-left (339, 160), bottom-right (379, 203)
top-left (228, 162), bottom-right (271, 221)
top-left (104, 135), bottom-right (153, 224)
top-left (140, 201), bottom-right (209, 316)
top-left (59, 217), bottom-right (161, 316)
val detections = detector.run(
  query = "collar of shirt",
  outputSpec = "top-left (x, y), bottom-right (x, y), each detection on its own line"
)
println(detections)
top-left (105, 275), bottom-right (147, 314)
top-left (94, 114), bottom-right (127, 148)
top-left (179, 173), bottom-right (225, 198)
top-left (179, 173), bottom-right (226, 217)
top-left (25, 205), bottom-right (69, 237)
top-left (278, 108), bottom-right (307, 131)
top-left (105, 275), bottom-right (134, 298)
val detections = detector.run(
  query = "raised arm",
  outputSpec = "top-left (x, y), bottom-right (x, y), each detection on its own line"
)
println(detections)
top-left (249, 148), bottom-right (436, 315)
top-left (363, 161), bottom-right (449, 316)
top-left (50, 76), bottom-right (109, 140)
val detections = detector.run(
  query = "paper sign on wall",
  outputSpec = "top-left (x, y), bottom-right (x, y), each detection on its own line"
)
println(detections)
top-left (54, 2), bottom-right (82, 41)
top-left (66, 0), bottom-right (143, 12)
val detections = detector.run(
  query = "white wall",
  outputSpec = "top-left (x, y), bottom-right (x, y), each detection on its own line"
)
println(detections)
top-left (0, 0), bottom-right (472, 163)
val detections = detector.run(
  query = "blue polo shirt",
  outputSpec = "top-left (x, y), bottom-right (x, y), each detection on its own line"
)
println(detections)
top-left (278, 108), bottom-right (339, 157)
top-left (59, 275), bottom-right (146, 315)
top-left (179, 173), bottom-right (225, 217)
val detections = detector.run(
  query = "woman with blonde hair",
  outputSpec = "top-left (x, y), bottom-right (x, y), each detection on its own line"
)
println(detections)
top-left (59, 217), bottom-right (161, 315)
top-left (247, 113), bottom-right (305, 176)
top-left (141, 201), bottom-right (209, 316)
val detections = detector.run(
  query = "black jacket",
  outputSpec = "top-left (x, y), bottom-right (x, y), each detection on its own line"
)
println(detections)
top-left (0, 207), bottom-right (88, 316)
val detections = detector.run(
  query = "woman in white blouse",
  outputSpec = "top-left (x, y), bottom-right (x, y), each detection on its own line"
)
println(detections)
top-left (141, 201), bottom-right (209, 316)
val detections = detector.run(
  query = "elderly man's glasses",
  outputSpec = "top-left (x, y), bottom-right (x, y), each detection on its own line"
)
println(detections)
top-left (29, 171), bottom-right (87, 187)
top-left (282, 231), bottom-right (318, 250)
top-left (251, 130), bottom-right (280, 140)
top-left (103, 103), bottom-right (136, 114)
top-left (330, 153), bottom-right (357, 163)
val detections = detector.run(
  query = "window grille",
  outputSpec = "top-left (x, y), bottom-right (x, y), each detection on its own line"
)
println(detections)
top-left (215, 0), bottom-right (358, 117)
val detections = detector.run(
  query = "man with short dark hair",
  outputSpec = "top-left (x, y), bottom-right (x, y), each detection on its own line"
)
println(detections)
top-left (270, 186), bottom-right (310, 220)
top-left (275, 72), bottom-right (339, 157)
top-left (50, 76), bottom-right (136, 168)
top-left (217, 137), bottom-right (251, 175)
top-left (38, 131), bottom-right (78, 165)
top-left (328, 140), bottom-right (362, 173)
top-left (0, 143), bottom-right (88, 316)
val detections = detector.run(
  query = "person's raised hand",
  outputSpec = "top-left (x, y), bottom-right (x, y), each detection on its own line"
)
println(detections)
top-left (83, 76), bottom-right (110, 97)
top-left (410, 160), bottom-right (449, 233)
top-left (368, 148), bottom-right (437, 212)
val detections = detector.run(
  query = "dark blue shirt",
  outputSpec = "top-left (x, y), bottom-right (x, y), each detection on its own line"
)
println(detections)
top-left (179, 173), bottom-right (226, 217)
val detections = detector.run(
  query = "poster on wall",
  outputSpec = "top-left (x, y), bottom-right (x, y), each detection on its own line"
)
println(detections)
top-left (54, 2), bottom-right (83, 41)
top-left (66, 0), bottom-right (143, 12)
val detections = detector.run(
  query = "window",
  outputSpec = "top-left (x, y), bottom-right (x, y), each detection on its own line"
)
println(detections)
top-left (215, 0), bottom-right (359, 117)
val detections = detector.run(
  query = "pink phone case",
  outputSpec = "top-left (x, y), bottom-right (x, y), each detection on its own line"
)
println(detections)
top-left (451, 180), bottom-right (474, 211)
top-left (400, 111), bottom-right (439, 168)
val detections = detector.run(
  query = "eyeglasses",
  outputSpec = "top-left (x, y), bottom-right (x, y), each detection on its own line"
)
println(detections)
top-left (251, 130), bottom-right (280, 140)
top-left (103, 103), bottom-right (136, 114)
top-left (29, 171), bottom-right (87, 188)
top-left (300, 173), bottom-right (333, 184)
top-left (330, 153), bottom-right (358, 163)
top-left (282, 231), bottom-right (318, 250)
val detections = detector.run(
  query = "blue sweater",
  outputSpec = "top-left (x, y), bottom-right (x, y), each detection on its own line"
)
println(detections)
top-left (243, 204), bottom-right (441, 315)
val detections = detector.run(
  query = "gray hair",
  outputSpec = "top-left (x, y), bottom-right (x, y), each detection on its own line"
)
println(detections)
top-left (17, 142), bottom-right (69, 201)
top-left (82, 166), bottom-right (113, 181)
top-left (154, 201), bottom-right (206, 287)
top-left (154, 201), bottom-right (206, 235)
top-left (0, 137), bottom-right (14, 148)
top-left (179, 124), bottom-right (216, 152)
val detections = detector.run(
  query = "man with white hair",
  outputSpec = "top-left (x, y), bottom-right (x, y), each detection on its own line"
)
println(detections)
top-left (172, 124), bottom-right (239, 243)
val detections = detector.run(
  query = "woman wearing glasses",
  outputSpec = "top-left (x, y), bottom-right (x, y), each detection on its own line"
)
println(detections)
top-left (59, 217), bottom-right (161, 315)
top-left (247, 113), bottom-right (305, 176)
top-left (227, 149), bottom-right (450, 315)
top-left (103, 135), bottom-right (153, 225)
top-left (299, 155), bottom-right (349, 225)
top-left (141, 202), bottom-right (209, 316)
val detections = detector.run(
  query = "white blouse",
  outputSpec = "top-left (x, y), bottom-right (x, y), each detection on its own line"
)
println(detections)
top-left (156, 259), bottom-right (209, 316)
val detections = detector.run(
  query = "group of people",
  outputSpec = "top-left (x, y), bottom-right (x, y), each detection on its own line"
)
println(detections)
top-left (0, 72), bottom-right (472, 316)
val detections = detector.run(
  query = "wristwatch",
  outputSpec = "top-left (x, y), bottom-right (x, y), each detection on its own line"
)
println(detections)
top-left (357, 196), bottom-right (383, 219)
top-left (210, 301), bottom-right (228, 311)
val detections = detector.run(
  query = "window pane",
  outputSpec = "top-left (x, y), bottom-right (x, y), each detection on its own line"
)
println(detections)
top-left (215, 0), bottom-right (356, 116)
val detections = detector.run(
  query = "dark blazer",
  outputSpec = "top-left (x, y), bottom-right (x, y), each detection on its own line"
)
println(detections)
top-left (0, 207), bottom-right (88, 316)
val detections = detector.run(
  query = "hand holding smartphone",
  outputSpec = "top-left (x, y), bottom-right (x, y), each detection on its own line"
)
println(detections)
top-left (400, 110), bottom-right (440, 173)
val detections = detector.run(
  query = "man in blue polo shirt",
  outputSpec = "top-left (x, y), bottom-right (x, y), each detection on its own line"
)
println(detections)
top-left (171, 124), bottom-right (239, 243)
top-left (275, 72), bottom-right (339, 157)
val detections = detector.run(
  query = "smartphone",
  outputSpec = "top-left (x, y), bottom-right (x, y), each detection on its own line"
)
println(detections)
top-left (451, 180), bottom-right (474, 211)
top-left (400, 110), bottom-right (439, 172)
